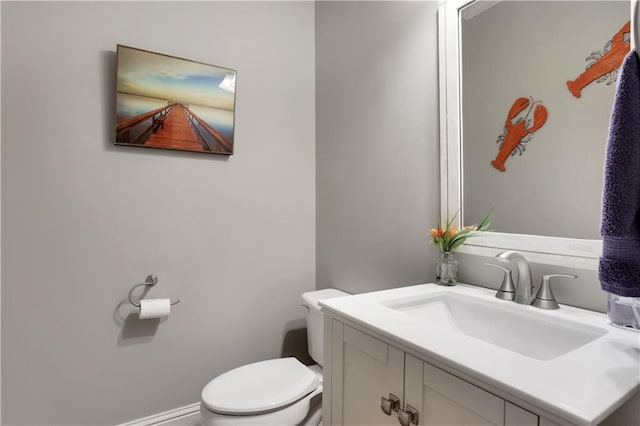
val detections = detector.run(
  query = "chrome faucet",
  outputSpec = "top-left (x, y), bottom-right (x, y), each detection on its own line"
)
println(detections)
top-left (496, 251), bottom-right (534, 305)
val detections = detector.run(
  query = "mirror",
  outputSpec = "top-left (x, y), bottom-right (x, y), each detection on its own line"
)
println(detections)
top-left (438, 0), bottom-right (632, 269)
top-left (462, 1), bottom-right (628, 240)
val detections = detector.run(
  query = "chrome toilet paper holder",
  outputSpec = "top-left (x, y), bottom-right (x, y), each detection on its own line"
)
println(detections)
top-left (128, 275), bottom-right (181, 308)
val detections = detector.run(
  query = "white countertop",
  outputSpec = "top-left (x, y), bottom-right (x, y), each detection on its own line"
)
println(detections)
top-left (320, 283), bottom-right (640, 425)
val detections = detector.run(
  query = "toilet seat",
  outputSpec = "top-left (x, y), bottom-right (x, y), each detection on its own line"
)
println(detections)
top-left (201, 357), bottom-right (320, 415)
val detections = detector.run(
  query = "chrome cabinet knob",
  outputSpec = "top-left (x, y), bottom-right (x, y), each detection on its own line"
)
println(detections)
top-left (398, 404), bottom-right (420, 426)
top-left (380, 393), bottom-right (400, 416)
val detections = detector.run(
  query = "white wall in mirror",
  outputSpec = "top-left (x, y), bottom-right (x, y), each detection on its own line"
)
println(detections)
top-left (437, 0), bottom-right (635, 270)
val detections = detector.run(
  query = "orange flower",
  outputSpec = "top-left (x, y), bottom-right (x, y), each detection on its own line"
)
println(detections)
top-left (429, 211), bottom-right (492, 253)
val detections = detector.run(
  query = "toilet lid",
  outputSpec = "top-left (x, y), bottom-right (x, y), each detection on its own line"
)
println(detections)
top-left (201, 357), bottom-right (320, 415)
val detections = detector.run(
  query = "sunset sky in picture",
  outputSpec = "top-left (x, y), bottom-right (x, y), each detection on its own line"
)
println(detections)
top-left (117, 46), bottom-right (235, 111)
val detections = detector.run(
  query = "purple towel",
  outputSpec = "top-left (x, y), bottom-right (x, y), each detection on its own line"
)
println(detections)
top-left (600, 50), bottom-right (640, 297)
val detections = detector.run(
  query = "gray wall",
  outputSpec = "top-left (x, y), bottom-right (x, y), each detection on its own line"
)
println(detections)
top-left (1, 2), bottom-right (315, 424)
top-left (316, 1), bottom-right (441, 295)
top-left (462, 1), bottom-right (628, 239)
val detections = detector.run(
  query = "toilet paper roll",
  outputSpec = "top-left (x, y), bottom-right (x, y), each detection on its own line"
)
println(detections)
top-left (139, 298), bottom-right (171, 319)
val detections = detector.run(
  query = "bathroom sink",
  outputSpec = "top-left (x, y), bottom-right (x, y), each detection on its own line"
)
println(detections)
top-left (382, 293), bottom-right (608, 361)
top-left (319, 283), bottom-right (640, 425)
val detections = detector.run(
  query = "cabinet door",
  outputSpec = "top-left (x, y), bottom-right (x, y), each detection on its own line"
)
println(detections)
top-left (330, 322), bottom-right (404, 426)
top-left (505, 402), bottom-right (538, 426)
top-left (404, 354), bottom-right (505, 426)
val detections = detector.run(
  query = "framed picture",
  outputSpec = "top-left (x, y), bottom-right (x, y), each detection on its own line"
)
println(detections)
top-left (115, 45), bottom-right (236, 155)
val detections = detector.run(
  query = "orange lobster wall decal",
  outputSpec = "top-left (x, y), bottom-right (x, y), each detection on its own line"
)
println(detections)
top-left (567, 21), bottom-right (630, 98)
top-left (492, 97), bottom-right (548, 172)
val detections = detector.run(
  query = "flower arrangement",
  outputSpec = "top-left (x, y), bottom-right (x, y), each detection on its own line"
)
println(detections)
top-left (430, 212), bottom-right (493, 253)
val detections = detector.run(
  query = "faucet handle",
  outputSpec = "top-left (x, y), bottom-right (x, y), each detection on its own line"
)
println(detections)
top-left (484, 263), bottom-right (516, 301)
top-left (532, 274), bottom-right (577, 310)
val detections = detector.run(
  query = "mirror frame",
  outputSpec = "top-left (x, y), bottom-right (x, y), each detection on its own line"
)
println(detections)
top-left (437, 0), bottom-right (612, 270)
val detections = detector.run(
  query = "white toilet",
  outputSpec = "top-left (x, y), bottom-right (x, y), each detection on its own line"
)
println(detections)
top-left (200, 288), bottom-right (348, 426)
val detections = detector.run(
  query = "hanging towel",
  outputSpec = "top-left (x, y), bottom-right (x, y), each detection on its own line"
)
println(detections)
top-left (600, 49), bottom-right (640, 297)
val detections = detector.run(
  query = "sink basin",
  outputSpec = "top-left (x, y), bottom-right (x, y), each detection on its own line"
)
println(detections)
top-left (383, 293), bottom-right (608, 361)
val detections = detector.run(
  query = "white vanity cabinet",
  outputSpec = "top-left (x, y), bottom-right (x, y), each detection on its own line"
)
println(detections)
top-left (327, 320), bottom-right (404, 425)
top-left (324, 319), bottom-right (546, 426)
top-left (405, 354), bottom-right (528, 426)
top-left (320, 284), bottom-right (640, 426)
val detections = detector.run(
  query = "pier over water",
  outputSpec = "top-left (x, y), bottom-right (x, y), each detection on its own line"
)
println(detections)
top-left (116, 102), bottom-right (233, 154)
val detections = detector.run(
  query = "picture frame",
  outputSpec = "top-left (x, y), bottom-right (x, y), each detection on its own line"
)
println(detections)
top-left (115, 45), bottom-right (236, 155)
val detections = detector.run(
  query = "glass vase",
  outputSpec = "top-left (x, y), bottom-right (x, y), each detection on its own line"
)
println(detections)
top-left (436, 252), bottom-right (458, 285)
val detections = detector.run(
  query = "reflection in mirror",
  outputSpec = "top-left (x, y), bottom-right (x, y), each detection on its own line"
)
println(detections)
top-left (461, 1), bottom-right (629, 239)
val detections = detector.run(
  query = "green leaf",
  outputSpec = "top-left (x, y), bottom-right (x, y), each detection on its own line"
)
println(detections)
top-left (433, 210), bottom-right (493, 253)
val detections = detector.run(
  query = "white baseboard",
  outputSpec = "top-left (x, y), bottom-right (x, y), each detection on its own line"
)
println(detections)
top-left (118, 402), bottom-right (200, 426)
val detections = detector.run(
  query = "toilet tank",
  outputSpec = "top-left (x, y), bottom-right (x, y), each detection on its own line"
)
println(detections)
top-left (301, 288), bottom-right (349, 366)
